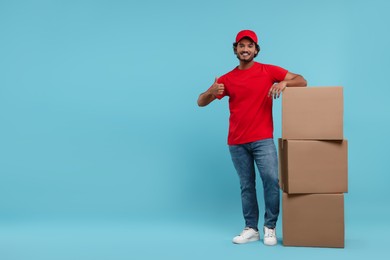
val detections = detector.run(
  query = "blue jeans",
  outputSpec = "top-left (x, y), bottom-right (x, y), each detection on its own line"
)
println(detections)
top-left (229, 138), bottom-right (280, 230)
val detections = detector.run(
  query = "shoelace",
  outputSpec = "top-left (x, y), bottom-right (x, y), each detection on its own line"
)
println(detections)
top-left (240, 227), bottom-right (257, 237)
top-left (264, 228), bottom-right (275, 238)
top-left (240, 227), bottom-right (251, 236)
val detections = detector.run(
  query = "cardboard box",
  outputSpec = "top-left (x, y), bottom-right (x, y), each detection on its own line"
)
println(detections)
top-left (278, 139), bottom-right (348, 194)
top-left (282, 193), bottom-right (344, 248)
top-left (282, 87), bottom-right (343, 140)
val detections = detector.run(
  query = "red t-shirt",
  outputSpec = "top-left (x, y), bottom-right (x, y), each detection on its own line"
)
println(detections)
top-left (215, 62), bottom-right (288, 145)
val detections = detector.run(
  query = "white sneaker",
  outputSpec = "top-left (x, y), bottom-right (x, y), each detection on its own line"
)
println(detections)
top-left (263, 226), bottom-right (277, 246)
top-left (232, 227), bottom-right (260, 244)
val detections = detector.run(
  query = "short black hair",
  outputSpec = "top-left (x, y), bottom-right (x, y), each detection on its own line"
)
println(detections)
top-left (233, 37), bottom-right (260, 57)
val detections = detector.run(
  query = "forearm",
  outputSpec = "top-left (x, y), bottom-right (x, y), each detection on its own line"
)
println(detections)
top-left (284, 74), bottom-right (307, 87)
top-left (197, 90), bottom-right (216, 107)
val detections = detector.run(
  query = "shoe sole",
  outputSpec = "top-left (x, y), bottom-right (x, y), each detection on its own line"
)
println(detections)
top-left (232, 236), bottom-right (260, 244)
top-left (263, 240), bottom-right (277, 246)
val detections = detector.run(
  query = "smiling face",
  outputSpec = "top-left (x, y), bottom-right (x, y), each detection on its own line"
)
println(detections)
top-left (235, 37), bottom-right (258, 63)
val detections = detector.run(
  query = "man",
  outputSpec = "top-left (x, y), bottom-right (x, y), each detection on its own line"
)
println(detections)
top-left (197, 30), bottom-right (307, 246)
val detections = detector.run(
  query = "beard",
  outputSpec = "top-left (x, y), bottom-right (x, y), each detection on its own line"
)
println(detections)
top-left (236, 52), bottom-right (255, 63)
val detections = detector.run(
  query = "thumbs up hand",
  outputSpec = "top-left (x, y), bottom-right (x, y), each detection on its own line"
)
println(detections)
top-left (210, 77), bottom-right (225, 97)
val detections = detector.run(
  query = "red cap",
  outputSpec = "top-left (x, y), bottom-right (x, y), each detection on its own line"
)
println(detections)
top-left (235, 30), bottom-right (258, 44)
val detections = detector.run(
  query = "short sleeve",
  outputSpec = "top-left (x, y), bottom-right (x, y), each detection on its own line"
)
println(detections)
top-left (265, 64), bottom-right (288, 82)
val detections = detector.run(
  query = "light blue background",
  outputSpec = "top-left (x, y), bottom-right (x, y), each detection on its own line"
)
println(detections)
top-left (1, 0), bottom-right (389, 259)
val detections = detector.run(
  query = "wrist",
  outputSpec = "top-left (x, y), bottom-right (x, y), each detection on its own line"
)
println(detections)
top-left (208, 89), bottom-right (217, 97)
top-left (282, 81), bottom-right (288, 90)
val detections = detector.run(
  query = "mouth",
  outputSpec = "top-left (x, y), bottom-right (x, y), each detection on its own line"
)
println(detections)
top-left (240, 52), bottom-right (250, 57)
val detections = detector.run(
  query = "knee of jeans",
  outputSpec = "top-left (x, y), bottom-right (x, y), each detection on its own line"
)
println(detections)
top-left (240, 179), bottom-right (256, 191)
top-left (262, 172), bottom-right (279, 185)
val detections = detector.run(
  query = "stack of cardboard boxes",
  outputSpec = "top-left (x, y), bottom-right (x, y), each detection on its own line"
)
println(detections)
top-left (279, 87), bottom-right (348, 248)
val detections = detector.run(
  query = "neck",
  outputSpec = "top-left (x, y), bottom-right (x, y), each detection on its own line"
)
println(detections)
top-left (238, 60), bottom-right (255, 70)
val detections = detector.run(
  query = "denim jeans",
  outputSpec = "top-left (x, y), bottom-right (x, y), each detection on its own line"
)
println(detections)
top-left (229, 138), bottom-right (280, 230)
